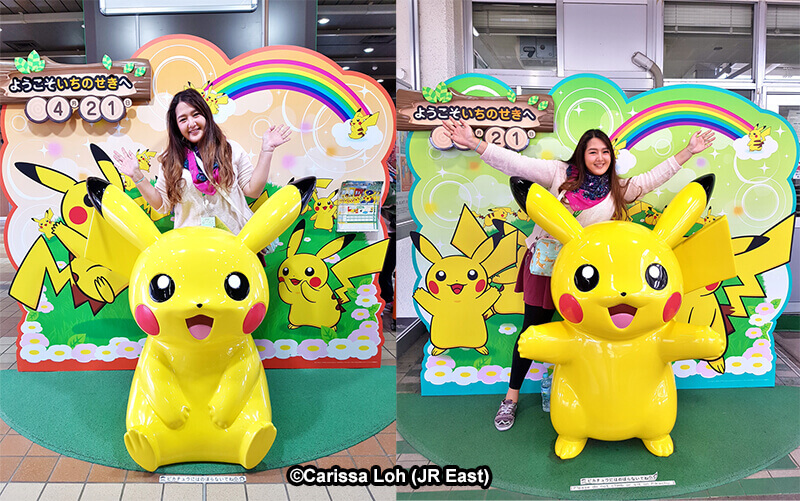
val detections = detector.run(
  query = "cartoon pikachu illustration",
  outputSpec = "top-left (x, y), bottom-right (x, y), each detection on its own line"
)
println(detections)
top-left (481, 207), bottom-right (514, 228)
top-left (10, 145), bottom-right (139, 313)
top-left (412, 223), bottom-right (517, 356)
top-left (31, 209), bottom-right (55, 239)
top-left (747, 124), bottom-right (771, 151)
top-left (679, 214), bottom-right (794, 373)
top-left (309, 189), bottom-right (339, 232)
top-left (348, 108), bottom-right (380, 139)
top-left (278, 220), bottom-right (354, 330)
top-left (87, 175), bottom-right (315, 471)
top-left (449, 205), bottom-right (525, 318)
top-left (511, 174), bottom-right (735, 459)
top-left (277, 220), bottom-right (390, 330)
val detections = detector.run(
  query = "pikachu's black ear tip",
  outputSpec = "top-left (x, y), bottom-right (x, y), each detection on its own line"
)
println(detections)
top-left (694, 173), bottom-right (715, 202)
top-left (509, 177), bottom-right (532, 213)
top-left (291, 176), bottom-right (316, 206)
top-left (86, 177), bottom-right (111, 215)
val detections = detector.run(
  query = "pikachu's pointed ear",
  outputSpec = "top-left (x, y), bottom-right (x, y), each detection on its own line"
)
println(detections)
top-left (451, 205), bottom-right (487, 257)
top-left (317, 233), bottom-right (356, 260)
top-left (509, 176), bottom-right (583, 245)
top-left (15, 162), bottom-right (76, 194)
top-left (239, 176), bottom-right (316, 253)
top-left (653, 174), bottom-right (714, 249)
top-left (90, 144), bottom-right (124, 190)
top-left (410, 231), bottom-right (442, 264)
top-left (674, 216), bottom-right (737, 293)
top-left (86, 177), bottom-right (160, 251)
top-left (287, 220), bottom-right (305, 256)
top-left (474, 231), bottom-right (517, 277)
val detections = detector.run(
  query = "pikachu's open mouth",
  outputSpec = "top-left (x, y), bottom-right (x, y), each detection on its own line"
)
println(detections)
top-left (608, 304), bottom-right (637, 329)
top-left (450, 283), bottom-right (464, 295)
top-left (290, 279), bottom-right (301, 286)
top-left (186, 315), bottom-right (214, 340)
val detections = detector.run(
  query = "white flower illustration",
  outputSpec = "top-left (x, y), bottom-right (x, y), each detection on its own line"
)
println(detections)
top-left (46, 344), bottom-right (72, 362)
top-left (273, 339), bottom-right (298, 359)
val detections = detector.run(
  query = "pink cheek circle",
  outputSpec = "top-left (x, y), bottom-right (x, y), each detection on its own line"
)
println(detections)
top-left (663, 292), bottom-right (682, 322)
top-left (428, 281), bottom-right (439, 295)
top-left (559, 294), bottom-right (583, 324)
top-left (243, 303), bottom-right (267, 334)
top-left (476, 279), bottom-right (485, 293)
top-left (135, 304), bottom-right (160, 336)
top-left (310, 277), bottom-right (322, 288)
top-left (69, 206), bottom-right (87, 225)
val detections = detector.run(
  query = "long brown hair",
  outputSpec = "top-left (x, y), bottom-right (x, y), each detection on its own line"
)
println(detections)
top-left (558, 129), bottom-right (630, 221)
top-left (157, 89), bottom-right (234, 209)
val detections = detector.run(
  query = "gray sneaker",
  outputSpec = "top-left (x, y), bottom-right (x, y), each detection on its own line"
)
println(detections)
top-left (494, 399), bottom-right (518, 431)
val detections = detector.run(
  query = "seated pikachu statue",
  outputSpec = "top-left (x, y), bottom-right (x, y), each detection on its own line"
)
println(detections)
top-left (509, 174), bottom-right (736, 460)
top-left (87, 176), bottom-right (315, 471)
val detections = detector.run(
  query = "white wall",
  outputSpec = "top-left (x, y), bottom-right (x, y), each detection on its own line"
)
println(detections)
top-left (418, 0), bottom-right (466, 88)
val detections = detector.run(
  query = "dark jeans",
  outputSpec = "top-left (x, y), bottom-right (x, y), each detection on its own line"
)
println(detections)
top-left (509, 304), bottom-right (555, 390)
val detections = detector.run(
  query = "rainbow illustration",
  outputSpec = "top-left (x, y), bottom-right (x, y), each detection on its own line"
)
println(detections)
top-left (206, 59), bottom-right (371, 122)
top-left (610, 100), bottom-right (753, 148)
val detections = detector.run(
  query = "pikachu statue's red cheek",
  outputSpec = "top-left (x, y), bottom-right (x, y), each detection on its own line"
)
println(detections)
top-left (135, 304), bottom-right (160, 336)
top-left (243, 303), bottom-right (266, 334)
top-left (69, 206), bottom-right (87, 225)
top-left (310, 277), bottom-right (322, 288)
top-left (559, 294), bottom-right (583, 323)
top-left (428, 281), bottom-right (439, 295)
top-left (663, 292), bottom-right (682, 322)
top-left (475, 279), bottom-right (485, 293)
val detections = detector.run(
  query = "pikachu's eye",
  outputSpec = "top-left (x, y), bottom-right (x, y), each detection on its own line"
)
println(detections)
top-left (305, 267), bottom-right (314, 277)
top-left (435, 270), bottom-right (446, 281)
top-left (225, 272), bottom-right (250, 301)
top-left (645, 263), bottom-right (668, 290)
top-left (467, 269), bottom-right (478, 280)
top-left (150, 274), bottom-right (175, 302)
top-left (574, 264), bottom-right (599, 292)
top-left (282, 267), bottom-right (289, 276)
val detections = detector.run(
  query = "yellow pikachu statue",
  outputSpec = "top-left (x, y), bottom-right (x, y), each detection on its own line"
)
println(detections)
top-left (510, 173), bottom-right (736, 460)
top-left (86, 176), bottom-right (316, 471)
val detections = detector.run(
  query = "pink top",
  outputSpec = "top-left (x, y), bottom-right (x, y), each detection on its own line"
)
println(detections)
top-left (480, 142), bottom-right (682, 249)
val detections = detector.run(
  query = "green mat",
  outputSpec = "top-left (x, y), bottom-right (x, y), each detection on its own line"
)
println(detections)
top-left (0, 367), bottom-right (394, 474)
top-left (398, 387), bottom-right (800, 500)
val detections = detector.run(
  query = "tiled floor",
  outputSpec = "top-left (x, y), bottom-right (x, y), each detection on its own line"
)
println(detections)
top-left (396, 329), bottom-right (800, 500)
top-left (0, 227), bottom-right (397, 501)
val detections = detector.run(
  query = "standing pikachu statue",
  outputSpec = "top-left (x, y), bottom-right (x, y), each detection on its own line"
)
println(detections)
top-left (87, 176), bottom-right (315, 471)
top-left (510, 174), bottom-right (736, 460)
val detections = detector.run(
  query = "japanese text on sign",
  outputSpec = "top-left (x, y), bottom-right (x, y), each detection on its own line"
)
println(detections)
top-left (8, 74), bottom-right (134, 96)
top-left (412, 105), bottom-right (536, 123)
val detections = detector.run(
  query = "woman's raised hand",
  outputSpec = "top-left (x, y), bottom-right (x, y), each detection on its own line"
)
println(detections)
top-left (262, 124), bottom-right (292, 152)
top-left (686, 129), bottom-right (716, 155)
top-left (112, 148), bottom-right (142, 180)
top-left (442, 118), bottom-right (479, 150)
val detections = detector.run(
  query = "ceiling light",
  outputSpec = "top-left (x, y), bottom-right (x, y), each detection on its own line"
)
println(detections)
top-left (473, 27), bottom-right (479, 37)
top-left (372, 65), bottom-right (378, 71)
top-left (377, 79), bottom-right (384, 83)
top-left (342, 66), bottom-right (350, 71)
top-left (318, 17), bottom-right (330, 25)
top-left (363, 47), bottom-right (374, 53)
